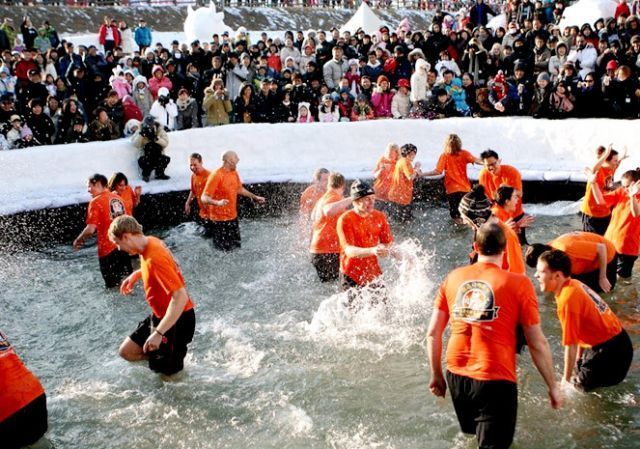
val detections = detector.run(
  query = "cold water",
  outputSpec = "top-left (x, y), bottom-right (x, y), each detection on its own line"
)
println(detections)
top-left (0, 205), bottom-right (638, 449)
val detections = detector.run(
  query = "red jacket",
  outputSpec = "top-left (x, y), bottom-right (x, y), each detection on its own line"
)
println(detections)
top-left (98, 24), bottom-right (121, 47)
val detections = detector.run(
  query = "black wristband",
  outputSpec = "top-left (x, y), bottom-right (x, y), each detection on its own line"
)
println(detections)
top-left (154, 329), bottom-right (164, 337)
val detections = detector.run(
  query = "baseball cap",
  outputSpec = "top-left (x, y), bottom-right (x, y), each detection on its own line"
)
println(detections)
top-left (350, 179), bottom-right (375, 200)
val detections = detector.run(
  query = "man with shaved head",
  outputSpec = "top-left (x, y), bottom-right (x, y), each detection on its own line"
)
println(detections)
top-left (201, 151), bottom-right (265, 251)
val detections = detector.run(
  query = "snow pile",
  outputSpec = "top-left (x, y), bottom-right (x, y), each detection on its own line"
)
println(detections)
top-left (340, 3), bottom-right (387, 35)
top-left (183, 2), bottom-right (234, 45)
top-left (559, 0), bottom-right (617, 29)
top-left (0, 117), bottom-right (638, 216)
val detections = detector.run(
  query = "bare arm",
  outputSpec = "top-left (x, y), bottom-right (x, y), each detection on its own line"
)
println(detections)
top-left (563, 344), bottom-right (579, 383)
top-left (422, 168), bottom-right (442, 177)
top-left (238, 187), bottom-right (266, 204)
top-left (523, 323), bottom-right (563, 409)
top-left (322, 197), bottom-right (352, 217)
top-left (426, 309), bottom-right (448, 397)
top-left (73, 224), bottom-right (97, 250)
top-left (185, 191), bottom-right (195, 214)
top-left (596, 243), bottom-right (612, 293)
top-left (628, 181), bottom-right (640, 217)
top-left (201, 193), bottom-right (228, 207)
top-left (590, 144), bottom-right (613, 174)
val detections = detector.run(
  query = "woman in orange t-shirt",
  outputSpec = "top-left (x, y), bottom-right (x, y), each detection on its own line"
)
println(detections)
top-left (388, 143), bottom-right (422, 222)
top-left (108, 172), bottom-right (141, 216)
top-left (423, 134), bottom-right (482, 224)
top-left (373, 143), bottom-right (399, 204)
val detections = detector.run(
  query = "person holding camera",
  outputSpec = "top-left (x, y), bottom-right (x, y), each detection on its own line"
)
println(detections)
top-left (150, 86), bottom-right (178, 131)
top-left (132, 115), bottom-right (170, 182)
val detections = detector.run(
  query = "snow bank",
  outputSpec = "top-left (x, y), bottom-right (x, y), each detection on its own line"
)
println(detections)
top-left (559, 0), bottom-right (617, 29)
top-left (0, 117), bottom-right (638, 216)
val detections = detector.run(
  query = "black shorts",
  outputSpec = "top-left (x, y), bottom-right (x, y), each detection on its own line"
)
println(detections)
top-left (99, 249), bottom-right (133, 288)
top-left (447, 192), bottom-right (466, 219)
top-left (210, 218), bottom-right (241, 251)
top-left (574, 256), bottom-right (618, 293)
top-left (311, 253), bottom-right (339, 282)
top-left (0, 393), bottom-right (48, 449)
top-left (130, 309), bottom-right (196, 376)
top-left (446, 371), bottom-right (518, 449)
top-left (340, 272), bottom-right (387, 309)
top-left (575, 329), bottom-right (633, 392)
top-left (512, 213), bottom-right (528, 246)
top-left (581, 213), bottom-right (611, 236)
top-left (617, 254), bottom-right (638, 279)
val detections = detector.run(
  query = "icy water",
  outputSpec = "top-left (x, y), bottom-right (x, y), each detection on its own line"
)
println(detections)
top-left (1, 205), bottom-right (639, 449)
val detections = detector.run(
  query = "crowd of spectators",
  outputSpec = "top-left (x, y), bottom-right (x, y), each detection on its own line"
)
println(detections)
top-left (1, 0), bottom-right (640, 150)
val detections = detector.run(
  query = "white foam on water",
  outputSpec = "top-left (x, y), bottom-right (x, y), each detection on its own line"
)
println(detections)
top-left (524, 200), bottom-right (583, 216)
top-left (326, 423), bottom-right (394, 449)
top-left (51, 379), bottom-right (135, 402)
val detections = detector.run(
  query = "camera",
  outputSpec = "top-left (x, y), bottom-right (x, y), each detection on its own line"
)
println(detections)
top-left (158, 95), bottom-right (170, 106)
top-left (139, 123), bottom-right (156, 140)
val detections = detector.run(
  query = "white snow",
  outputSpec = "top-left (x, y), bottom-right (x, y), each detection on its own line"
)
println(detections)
top-left (183, 2), bottom-right (234, 45)
top-left (559, 0), bottom-right (618, 29)
top-left (340, 3), bottom-right (387, 35)
top-left (0, 117), bottom-right (638, 216)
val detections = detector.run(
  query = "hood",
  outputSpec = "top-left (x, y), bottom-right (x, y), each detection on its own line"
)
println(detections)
top-left (415, 58), bottom-right (430, 72)
top-left (151, 65), bottom-right (164, 75)
top-left (133, 75), bottom-right (148, 87)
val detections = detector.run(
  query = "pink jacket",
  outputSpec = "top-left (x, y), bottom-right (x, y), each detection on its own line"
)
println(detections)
top-left (111, 77), bottom-right (131, 99)
top-left (148, 66), bottom-right (173, 99)
top-left (371, 91), bottom-right (395, 118)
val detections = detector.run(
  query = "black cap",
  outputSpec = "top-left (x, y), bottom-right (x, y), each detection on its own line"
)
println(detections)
top-left (350, 179), bottom-right (375, 200)
top-left (459, 185), bottom-right (493, 226)
top-left (394, 45), bottom-right (405, 54)
top-left (1, 93), bottom-right (14, 102)
top-left (28, 68), bottom-right (40, 76)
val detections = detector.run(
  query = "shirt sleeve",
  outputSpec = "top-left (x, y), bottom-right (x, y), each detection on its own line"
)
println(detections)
top-left (434, 279), bottom-right (450, 314)
top-left (508, 167), bottom-right (523, 191)
top-left (435, 153), bottom-right (446, 174)
top-left (202, 172), bottom-right (219, 198)
top-left (150, 257), bottom-right (185, 296)
top-left (558, 304), bottom-right (581, 346)
top-left (464, 150), bottom-right (475, 164)
top-left (401, 159), bottom-right (414, 179)
top-left (602, 188), bottom-right (624, 208)
top-left (518, 277), bottom-right (541, 327)
top-left (86, 201), bottom-right (100, 226)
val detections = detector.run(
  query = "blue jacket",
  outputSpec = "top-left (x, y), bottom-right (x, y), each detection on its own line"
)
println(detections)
top-left (134, 26), bottom-right (152, 47)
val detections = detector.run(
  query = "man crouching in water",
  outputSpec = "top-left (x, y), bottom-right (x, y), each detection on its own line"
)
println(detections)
top-left (109, 215), bottom-right (196, 376)
top-left (337, 180), bottom-right (393, 308)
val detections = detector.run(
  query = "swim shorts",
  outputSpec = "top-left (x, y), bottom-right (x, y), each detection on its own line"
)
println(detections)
top-left (0, 393), bottom-right (48, 449)
top-left (311, 253), bottom-right (339, 282)
top-left (575, 329), bottom-right (633, 392)
top-left (99, 249), bottom-right (133, 288)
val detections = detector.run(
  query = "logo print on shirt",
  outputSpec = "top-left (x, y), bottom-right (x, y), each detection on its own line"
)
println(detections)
top-left (109, 198), bottom-right (125, 219)
top-left (452, 280), bottom-right (500, 322)
top-left (581, 283), bottom-right (608, 314)
top-left (0, 331), bottom-right (12, 353)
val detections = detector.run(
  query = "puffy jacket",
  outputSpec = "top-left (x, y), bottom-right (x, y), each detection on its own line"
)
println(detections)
top-left (202, 87), bottom-right (232, 126)
top-left (371, 90), bottom-right (395, 117)
top-left (134, 26), bottom-right (152, 48)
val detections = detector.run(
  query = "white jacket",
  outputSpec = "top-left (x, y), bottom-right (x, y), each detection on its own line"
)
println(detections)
top-left (567, 44), bottom-right (598, 79)
top-left (150, 100), bottom-right (178, 131)
top-left (410, 59), bottom-right (430, 102)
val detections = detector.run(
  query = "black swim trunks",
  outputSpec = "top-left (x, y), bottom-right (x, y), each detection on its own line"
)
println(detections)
top-left (99, 249), bottom-right (133, 288)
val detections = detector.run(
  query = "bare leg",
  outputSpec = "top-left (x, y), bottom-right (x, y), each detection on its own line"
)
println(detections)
top-left (119, 337), bottom-right (148, 361)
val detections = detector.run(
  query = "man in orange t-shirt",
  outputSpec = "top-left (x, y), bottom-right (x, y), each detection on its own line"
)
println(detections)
top-left (525, 231), bottom-right (617, 293)
top-left (478, 149), bottom-right (529, 245)
top-left (184, 153), bottom-right (212, 231)
top-left (535, 250), bottom-right (632, 391)
top-left (73, 173), bottom-right (132, 288)
top-left (300, 168), bottom-right (330, 218)
top-left (0, 330), bottom-right (48, 448)
top-left (337, 180), bottom-right (393, 301)
top-left (373, 143), bottom-right (399, 204)
top-left (388, 143), bottom-right (422, 222)
top-left (201, 151), bottom-right (266, 251)
top-left (309, 172), bottom-right (352, 282)
top-left (109, 216), bottom-right (196, 376)
top-left (428, 223), bottom-right (561, 449)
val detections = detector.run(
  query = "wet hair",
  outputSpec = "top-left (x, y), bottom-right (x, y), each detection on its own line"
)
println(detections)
top-left (190, 152), bottom-right (202, 162)
top-left (538, 249), bottom-right (572, 277)
top-left (107, 172), bottom-right (129, 191)
top-left (525, 243), bottom-right (553, 268)
top-left (444, 133), bottom-right (462, 155)
top-left (328, 172), bottom-right (346, 189)
top-left (480, 149), bottom-right (499, 160)
top-left (108, 215), bottom-right (143, 240)
top-left (88, 173), bottom-right (108, 187)
top-left (621, 168), bottom-right (640, 182)
top-left (401, 143), bottom-right (417, 157)
top-left (495, 185), bottom-right (515, 206)
top-left (596, 145), bottom-right (618, 161)
top-left (475, 222), bottom-right (506, 256)
top-left (314, 167), bottom-right (330, 182)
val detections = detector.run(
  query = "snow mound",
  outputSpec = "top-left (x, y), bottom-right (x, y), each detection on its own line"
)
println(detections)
top-left (559, 0), bottom-right (617, 29)
top-left (340, 3), bottom-right (387, 35)
top-left (0, 117), bottom-right (638, 216)
top-left (183, 1), bottom-right (234, 45)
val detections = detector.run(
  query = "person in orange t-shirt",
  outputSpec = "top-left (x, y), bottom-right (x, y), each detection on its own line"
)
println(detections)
top-left (591, 168), bottom-right (640, 279)
top-left (526, 231), bottom-right (617, 293)
top-left (309, 172), bottom-right (352, 282)
top-left (300, 168), bottom-right (330, 219)
top-left (109, 216), bottom-right (196, 376)
top-left (373, 143), bottom-right (399, 204)
top-left (201, 151), bottom-right (266, 251)
top-left (428, 223), bottom-right (561, 449)
top-left (388, 143), bottom-right (422, 222)
top-left (422, 134), bottom-right (482, 224)
top-left (535, 250), bottom-right (632, 391)
top-left (108, 172), bottom-right (142, 216)
top-left (184, 153), bottom-right (212, 231)
top-left (337, 180), bottom-right (393, 301)
top-left (73, 173), bottom-right (133, 288)
top-left (0, 330), bottom-right (48, 448)
top-left (580, 145), bottom-right (626, 235)
top-left (478, 149), bottom-right (530, 245)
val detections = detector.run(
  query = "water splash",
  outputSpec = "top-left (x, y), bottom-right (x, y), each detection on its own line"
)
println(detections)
top-left (524, 200), bottom-right (583, 216)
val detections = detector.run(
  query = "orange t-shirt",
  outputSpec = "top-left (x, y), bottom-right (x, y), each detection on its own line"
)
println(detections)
top-left (373, 156), bottom-right (397, 201)
top-left (310, 190), bottom-right (344, 254)
top-left (140, 236), bottom-right (194, 319)
top-left (388, 157), bottom-right (415, 205)
top-left (581, 166), bottom-right (615, 218)
top-left (499, 221), bottom-right (526, 274)
top-left (550, 231), bottom-right (616, 274)
top-left (337, 209), bottom-right (393, 285)
top-left (603, 188), bottom-right (640, 256)
top-left (491, 204), bottom-right (511, 223)
top-left (203, 167), bottom-right (242, 222)
top-left (191, 168), bottom-right (211, 219)
top-left (434, 262), bottom-right (540, 383)
top-left (479, 164), bottom-right (524, 217)
top-left (86, 190), bottom-right (126, 258)
top-left (435, 150), bottom-right (476, 194)
top-left (118, 185), bottom-right (137, 216)
top-left (556, 279), bottom-right (621, 348)
top-left (300, 185), bottom-right (325, 217)
top-left (0, 331), bottom-right (45, 422)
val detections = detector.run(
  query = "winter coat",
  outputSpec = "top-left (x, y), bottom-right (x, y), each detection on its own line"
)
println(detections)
top-left (119, 27), bottom-right (135, 54)
top-left (323, 58), bottom-right (349, 90)
top-left (98, 24), bottom-right (121, 47)
top-left (26, 112), bottom-right (55, 145)
top-left (233, 95), bottom-right (259, 123)
top-left (431, 97), bottom-right (461, 118)
top-left (122, 96), bottom-right (143, 123)
top-left (548, 92), bottom-right (575, 118)
top-left (371, 90), bottom-right (395, 118)
top-left (337, 98), bottom-right (353, 120)
top-left (148, 66), bottom-right (173, 99)
top-left (547, 55), bottom-right (567, 81)
top-left (89, 118), bottom-right (120, 141)
top-left (350, 102), bottom-right (375, 121)
top-left (134, 26), bottom-right (152, 48)
top-left (111, 76), bottom-right (131, 99)
top-left (411, 59), bottom-right (430, 102)
top-left (131, 123), bottom-right (168, 151)
top-left (276, 101), bottom-right (297, 123)
top-left (567, 44), bottom-right (598, 79)
top-left (176, 97), bottom-right (199, 130)
top-left (202, 87), bottom-right (232, 126)
top-left (318, 104), bottom-right (340, 122)
top-left (150, 99), bottom-right (178, 130)
top-left (361, 62), bottom-right (383, 81)
top-left (391, 90), bottom-right (411, 118)
top-left (530, 85), bottom-right (551, 117)
top-left (226, 64), bottom-right (249, 101)
top-left (280, 46), bottom-right (301, 67)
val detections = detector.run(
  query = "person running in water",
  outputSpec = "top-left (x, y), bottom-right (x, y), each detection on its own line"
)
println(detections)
top-left (109, 215), bottom-right (196, 376)
top-left (422, 134), bottom-right (482, 224)
top-left (300, 168), bottom-right (330, 219)
top-left (534, 249), bottom-right (633, 391)
top-left (373, 143), bottom-right (399, 211)
top-left (388, 143), bottom-right (422, 222)
top-left (184, 153), bottom-right (212, 234)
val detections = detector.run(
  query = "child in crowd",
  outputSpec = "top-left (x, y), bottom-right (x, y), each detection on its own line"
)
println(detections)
top-left (297, 102), bottom-right (314, 123)
top-left (132, 75), bottom-right (153, 117)
top-left (318, 94), bottom-right (340, 122)
top-left (350, 94), bottom-right (375, 121)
